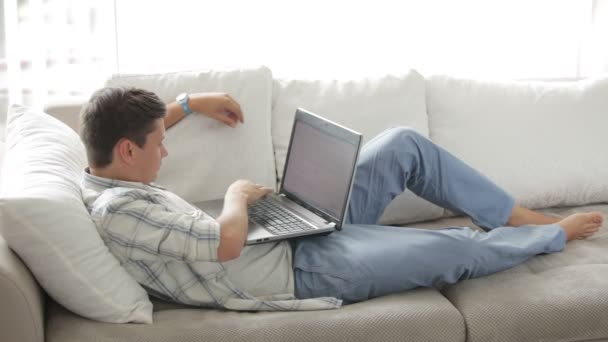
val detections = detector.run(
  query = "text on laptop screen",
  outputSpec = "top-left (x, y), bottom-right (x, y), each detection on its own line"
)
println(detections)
top-left (282, 119), bottom-right (359, 221)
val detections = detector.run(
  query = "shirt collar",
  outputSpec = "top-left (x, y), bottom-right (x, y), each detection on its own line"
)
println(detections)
top-left (81, 167), bottom-right (166, 191)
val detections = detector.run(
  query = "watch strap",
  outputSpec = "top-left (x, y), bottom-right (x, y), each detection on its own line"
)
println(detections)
top-left (177, 93), bottom-right (193, 115)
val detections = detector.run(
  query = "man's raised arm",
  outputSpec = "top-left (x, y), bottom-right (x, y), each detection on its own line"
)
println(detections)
top-left (164, 93), bottom-right (244, 129)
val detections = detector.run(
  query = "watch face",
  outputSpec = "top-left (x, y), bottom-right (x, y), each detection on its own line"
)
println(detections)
top-left (177, 93), bottom-right (188, 103)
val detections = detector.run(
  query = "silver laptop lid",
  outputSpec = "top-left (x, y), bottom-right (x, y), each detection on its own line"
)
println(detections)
top-left (279, 108), bottom-right (362, 229)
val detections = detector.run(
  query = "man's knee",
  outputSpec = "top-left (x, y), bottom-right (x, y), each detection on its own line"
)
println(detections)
top-left (386, 126), bottom-right (421, 140)
top-left (383, 126), bottom-right (425, 149)
top-left (438, 229), bottom-right (488, 280)
top-left (377, 126), bottom-right (424, 160)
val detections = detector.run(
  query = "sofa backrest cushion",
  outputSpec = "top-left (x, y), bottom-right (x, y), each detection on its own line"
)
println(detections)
top-left (106, 66), bottom-right (276, 202)
top-left (43, 98), bottom-right (84, 133)
top-left (0, 105), bottom-right (153, 323)
top-left (272, 70), bottom-right (429, 177)
top-left (272, 70), bottom-right (447, 224)
top-left (426, 75), bottom-right (608, 209)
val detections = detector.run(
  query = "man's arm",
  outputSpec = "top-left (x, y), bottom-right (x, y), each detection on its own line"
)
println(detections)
top-left (215, 190), bottom-right (249, 261)
top-left (164, 93), bottom-right (244, 129)
top-left (215, 180), bottom-right (273, 261)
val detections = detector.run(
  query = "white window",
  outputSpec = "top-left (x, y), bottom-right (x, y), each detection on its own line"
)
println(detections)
top-left (115, 0), bottom-right (603, 79)
top-left (1, 0), bottom-right (606, 124)
top-left (1, 0), bottom-right (116, 115)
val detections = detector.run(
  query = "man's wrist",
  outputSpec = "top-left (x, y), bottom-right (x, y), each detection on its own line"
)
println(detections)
top-left (225, 189), bottom-right (248, 207)
top-left (176, 93), bottom-right (194, 115)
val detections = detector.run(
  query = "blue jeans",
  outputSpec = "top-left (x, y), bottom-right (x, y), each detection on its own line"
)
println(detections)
top-left (293, 127), bottom-right (566, 303)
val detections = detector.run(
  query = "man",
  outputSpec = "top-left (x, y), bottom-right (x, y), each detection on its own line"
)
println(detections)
top-left (80, 87), bottom-right (603, 311)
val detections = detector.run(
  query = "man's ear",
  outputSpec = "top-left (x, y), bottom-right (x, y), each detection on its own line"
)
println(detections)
top-left (115, 138), bottom-right (136, 166)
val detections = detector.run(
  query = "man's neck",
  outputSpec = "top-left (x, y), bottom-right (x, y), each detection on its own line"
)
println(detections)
top-left (89, 166), bottom-right (142, 184)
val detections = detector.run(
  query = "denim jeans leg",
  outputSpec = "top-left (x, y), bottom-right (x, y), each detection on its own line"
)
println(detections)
top-left (294, 223), bottom-right (566, 302)
top-left (346, 127), bottom-right (515, 229)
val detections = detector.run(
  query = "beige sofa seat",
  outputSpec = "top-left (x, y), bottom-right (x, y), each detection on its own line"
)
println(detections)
top-left (414, 204), bottom-right (608, 342)
top-left (45, 289), bottom-right (465, 342)
top-left (4, 203), bottom-right (608, 342)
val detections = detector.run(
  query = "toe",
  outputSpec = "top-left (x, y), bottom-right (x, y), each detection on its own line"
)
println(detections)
top-left (593, 213), bottom-right (604, 224)
top-left (585, 225), bottom-right (600, 232)
top-left (583, 223), bottom-right (598, 230)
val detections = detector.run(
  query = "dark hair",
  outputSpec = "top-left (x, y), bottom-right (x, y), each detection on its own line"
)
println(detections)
top-left (80, 87), bottom-right (166, 168)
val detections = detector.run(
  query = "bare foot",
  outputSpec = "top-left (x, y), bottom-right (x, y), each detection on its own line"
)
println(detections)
top-left (557, 212), bottom-right (604, 241)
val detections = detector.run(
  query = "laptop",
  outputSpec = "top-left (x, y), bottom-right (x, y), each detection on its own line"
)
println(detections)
top-left (198, 108), bottom-right (362, 245)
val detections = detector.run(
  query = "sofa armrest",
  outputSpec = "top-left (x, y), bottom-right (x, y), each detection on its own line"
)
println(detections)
top-left (0, 234), bottom-right (45, 342)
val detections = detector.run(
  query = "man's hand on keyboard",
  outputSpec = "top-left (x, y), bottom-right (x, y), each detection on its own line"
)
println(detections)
top-left (227, 179), bottom-right (273, 206)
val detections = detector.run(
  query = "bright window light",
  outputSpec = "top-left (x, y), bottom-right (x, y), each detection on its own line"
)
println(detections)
top-left (1, 0), bottom-right (605, 124)
top-left (116, 0), bottom-right (595, 79)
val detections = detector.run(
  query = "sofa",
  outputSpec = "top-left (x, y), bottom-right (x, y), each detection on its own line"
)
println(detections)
top-left (1, 66), bottom-right (608, 342)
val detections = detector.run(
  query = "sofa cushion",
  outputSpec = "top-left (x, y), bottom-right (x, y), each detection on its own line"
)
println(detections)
top-left (272, 70), bottom-right (446, 225)
top-left (420, 204), bottom-right (608, 342)
top-left (45, 288), bottom-right (465, 342)
top-left (426, 75), bottom-right (608, 210)
top-left (0, 105), bottom-right (153, 323)
top-left (43, 98), bottom-right (84, 133)
top-left (105, 66), bottom-right (277, 202)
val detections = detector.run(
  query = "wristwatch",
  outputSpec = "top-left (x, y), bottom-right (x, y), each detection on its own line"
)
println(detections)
top-left (176, 93), bottom-right (193, 116)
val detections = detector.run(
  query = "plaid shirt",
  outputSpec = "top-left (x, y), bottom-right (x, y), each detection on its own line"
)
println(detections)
top-left (81, 170), bottom-right (342, 311)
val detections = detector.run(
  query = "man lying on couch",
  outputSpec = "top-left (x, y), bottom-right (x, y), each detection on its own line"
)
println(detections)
top-left (80, 86), bottom-right (604, 311)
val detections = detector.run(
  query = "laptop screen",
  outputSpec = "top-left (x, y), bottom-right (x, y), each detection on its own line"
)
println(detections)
top-left (280, 109), bottom-right (362, 226)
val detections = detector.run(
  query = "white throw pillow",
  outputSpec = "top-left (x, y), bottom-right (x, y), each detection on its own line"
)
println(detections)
top-left (0, 105), bottom-right (153, 323)
top-left (105, 66), bottom-right (276, 203)
top-left (272, 70), bottom-right (445, 225)
top-left (426, 75), bottom-right (608, 210)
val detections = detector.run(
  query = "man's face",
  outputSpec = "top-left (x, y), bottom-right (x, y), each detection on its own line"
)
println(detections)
top-left (133, 118), bottom-right (168, 184)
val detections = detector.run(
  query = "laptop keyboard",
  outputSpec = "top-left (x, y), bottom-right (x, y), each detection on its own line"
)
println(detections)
top-left (249, 199), bottom-right (316, 235)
